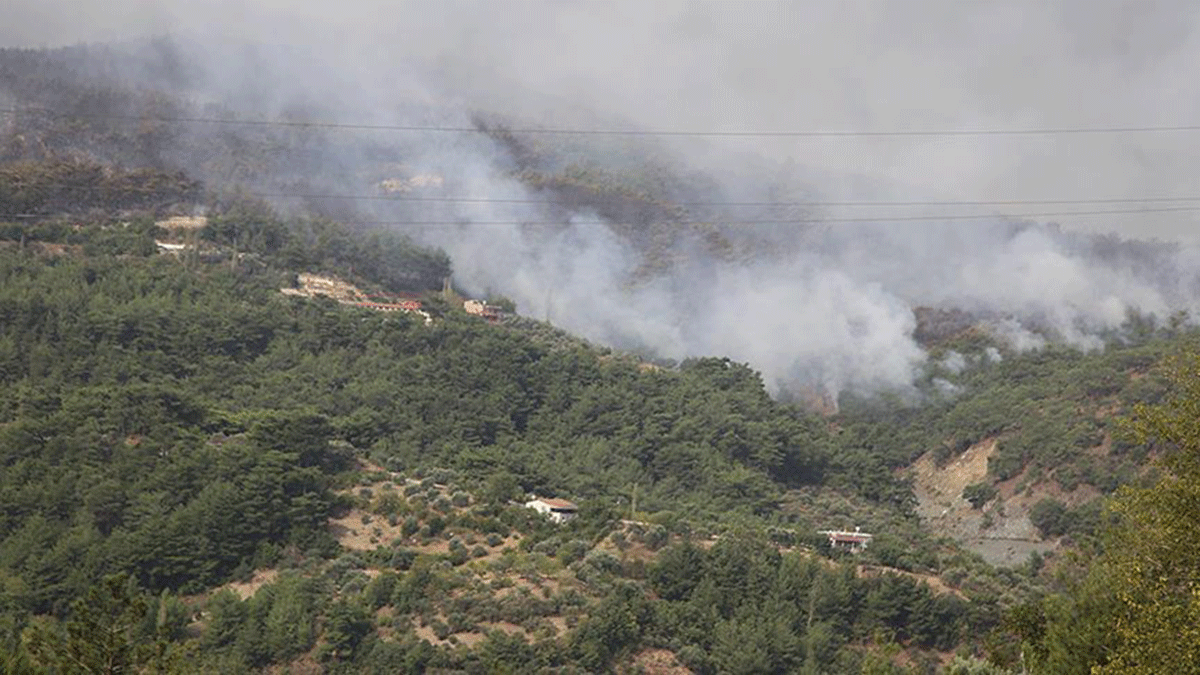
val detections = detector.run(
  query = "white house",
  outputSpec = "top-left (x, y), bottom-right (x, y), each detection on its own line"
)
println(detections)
top-left (525, 497), bottom-right (579, 524)
top-left (154, 240), bottom-right (188, 254)
top-left (818, 526), bottom-right (874, 553)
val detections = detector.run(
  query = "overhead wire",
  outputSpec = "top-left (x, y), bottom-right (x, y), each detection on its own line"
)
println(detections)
top-left (3, 205), bottom-right (1199, 225)
top-left (4, 107), bottom-right (1200, 138)
top-left (6, 182), bottom-right (1200, 209)
top-left (309, 205), bottom-right (1200, 225)
top-left (4, 108), bottom-right (1200, 224)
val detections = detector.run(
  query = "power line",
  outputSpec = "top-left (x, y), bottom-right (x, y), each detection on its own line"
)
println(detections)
top-left (4, 107), bottom-right (1200, 138)
top-left (331, 206), bottom-right (1200, 225)
top-left (257, 192), bottom-right (1200, 208)
top-left (7, 204), bottom-right (1195, 224)
top-left (9, 182), bottom-right (1200, 209)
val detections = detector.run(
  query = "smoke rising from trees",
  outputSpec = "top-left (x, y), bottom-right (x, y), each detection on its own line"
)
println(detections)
top-left (5, 0), bottom-right (1200, 394)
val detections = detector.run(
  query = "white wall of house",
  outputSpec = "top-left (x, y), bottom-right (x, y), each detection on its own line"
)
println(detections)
top-left (525, 499), bottom-right (578, 524)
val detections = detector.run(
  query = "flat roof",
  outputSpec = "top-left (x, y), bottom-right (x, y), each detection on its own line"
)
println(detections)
top-left (534, 497), bottom-right (578, 510)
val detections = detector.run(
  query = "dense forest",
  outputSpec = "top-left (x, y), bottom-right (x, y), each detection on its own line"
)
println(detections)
top-left (0, 208), bottom-right (960, 673)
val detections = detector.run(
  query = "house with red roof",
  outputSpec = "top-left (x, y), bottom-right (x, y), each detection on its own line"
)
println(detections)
top-left (524, 496), bottom-right (579, 524)
top-left (818, 527), bottom-right (874, 553)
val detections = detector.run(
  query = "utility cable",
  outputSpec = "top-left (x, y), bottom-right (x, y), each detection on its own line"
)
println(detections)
top-left (4, 107), bottom-right (1200, 138)
top-left (3, 205), bottom-right (1198, 224)
top-left (6, 181), bottom-right (1200, 209)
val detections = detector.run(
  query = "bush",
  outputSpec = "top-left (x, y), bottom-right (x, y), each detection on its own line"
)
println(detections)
top-left (426, 515), bottom-right (447, 537)
top-left (583, 549), bottom-right (622, 575)
top-left (1030, 497), bottom-right (1102, 540)
top-left (532, 540), bottom-right (559, 556)
top-left (556, 539), bottom-right (590, 566)
top-left (642, 525), bottom-right (669, 551)
top-left (1029, 498), bottom-right (1068, 538)
top-left (401, 516), bottom-right (420, 537)
top-left (390, 548), bottom-right (417, 570)
top-left (374, 492), bottom-right (406, 517)
top-left (676, 644), bottom-right (711, 673)
top-left (962, 482), bottom-right (998, 509)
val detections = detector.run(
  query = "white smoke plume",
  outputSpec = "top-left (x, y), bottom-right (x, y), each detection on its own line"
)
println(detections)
top-left (5, 1), bottom-right (1200, 396)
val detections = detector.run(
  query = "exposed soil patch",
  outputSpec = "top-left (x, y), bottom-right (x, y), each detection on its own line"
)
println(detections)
top-left (222, 568), bottom-right (279, 600)
top-left (447, 632), bottom-right (486, 648)
top-left (265, 654), bottom-right (323, 675)
top-left (856, 564), bottom-right (966, 600)
top-left (328, 508), bottom-right (407, 551)
top-left (629, 648), bottom-right (693, 675)
top-left (548, 616), bottom-right (569, 636)
top-left (910, 438), bottom-right (1054, 566)
top-left (480, 621), bottom-right (529, 638)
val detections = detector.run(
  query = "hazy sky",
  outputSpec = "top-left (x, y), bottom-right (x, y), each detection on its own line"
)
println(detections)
top-left (5, 0), bottom-right (1200, 241)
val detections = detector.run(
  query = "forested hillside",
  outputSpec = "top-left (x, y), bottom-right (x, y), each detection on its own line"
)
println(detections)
top-left (0, 210), bottom-right (965, 673)
top-left (1, 171), bottom-right (1196, 673)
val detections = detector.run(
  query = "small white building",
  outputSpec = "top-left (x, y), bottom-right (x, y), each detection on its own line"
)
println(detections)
top-left (525, 497), bottom-right (579, 524)
top-left (154, 240), bottom-right (189, 254)
top-left (818, 526), bottom-right (874, 553)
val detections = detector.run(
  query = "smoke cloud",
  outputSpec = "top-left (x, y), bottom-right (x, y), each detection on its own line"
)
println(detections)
top-left (5, 1), bottom-right (1200, 395)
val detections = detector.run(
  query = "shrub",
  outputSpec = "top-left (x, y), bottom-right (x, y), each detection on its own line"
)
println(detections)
top-left (401, 516), bottom-right (420, 537)
top-left (642, 526), bottom-right (669, 551)
top-left (556, 540), bottom-right (590, 566)
top-left (677, 644), bottom-right (710, 673)
top-left (341, 574), bottom-right (368, 595)
top-left (1030, 498), bottom-right (1068, 538)
top-left (374, 492), bottom-right (406, 517)
top-left (962, 482), bottom-right (998, 509)
top-left (426, 515), bottom-right (446, 537)
top-left (532, 540), bottom-right (558, 556)
top-left (584, 549), bottom-right (621, 575)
